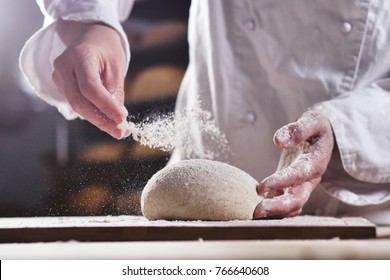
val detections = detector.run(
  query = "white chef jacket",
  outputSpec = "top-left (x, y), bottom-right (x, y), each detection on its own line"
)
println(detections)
top-left (20, 0), bottom-right (390, 225)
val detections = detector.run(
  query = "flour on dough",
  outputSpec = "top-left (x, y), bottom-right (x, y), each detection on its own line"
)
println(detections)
top-left (141, 159), bottom-right (263, 221)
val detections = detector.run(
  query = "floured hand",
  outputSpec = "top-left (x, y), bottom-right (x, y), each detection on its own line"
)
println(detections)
top-left (253, 108), bottom-right (334, 218)
top-left (53, 20), bottom-right (129, 139)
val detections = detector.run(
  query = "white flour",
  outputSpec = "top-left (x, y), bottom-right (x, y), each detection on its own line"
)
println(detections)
top-left (119, 100), bottom-right (229, 160)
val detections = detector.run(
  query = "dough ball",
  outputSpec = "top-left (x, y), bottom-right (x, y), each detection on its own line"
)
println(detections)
top-left (141, 159), bottom-right (263, 221)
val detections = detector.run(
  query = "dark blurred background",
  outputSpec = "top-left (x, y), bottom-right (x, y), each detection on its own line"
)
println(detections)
top-left (0, 0), bottom-right (191, 217)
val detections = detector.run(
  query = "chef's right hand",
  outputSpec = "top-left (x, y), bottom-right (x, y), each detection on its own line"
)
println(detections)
top-left (53, 19), bottom-right (129, 139)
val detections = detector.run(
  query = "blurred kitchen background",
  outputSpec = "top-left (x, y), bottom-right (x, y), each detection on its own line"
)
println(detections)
top-left (0, 0), bottom-right (191, 217)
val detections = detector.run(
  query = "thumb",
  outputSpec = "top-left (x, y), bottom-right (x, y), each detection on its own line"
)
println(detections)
top-left (273, 111), bottom-right (327, 148)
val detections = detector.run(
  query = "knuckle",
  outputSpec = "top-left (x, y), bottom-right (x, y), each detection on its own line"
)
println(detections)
top-left (289, 165), bottom-right (305, 185)
top-left (308, 110), bottom-right (325, 121)
top-left (98, 104), bottom-right (109, 114)
top-left (69, 99), bottom-right (87, 114)
top-left (78, 79), bottom-right (99, 96)
top-left (74, 47), bottom-right (97, 67)
top-left (96, 119), bottom-right (110, 130)
top-left (288, 123), bottom-right (304, 142)
top-left (106, 87), bottom-right (124, 97)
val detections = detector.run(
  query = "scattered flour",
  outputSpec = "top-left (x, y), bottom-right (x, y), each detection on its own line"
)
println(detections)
top-left (119, 99), bottom-right (229, 160)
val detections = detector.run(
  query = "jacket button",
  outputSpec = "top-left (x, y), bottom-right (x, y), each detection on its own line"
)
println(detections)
top-left (242, 112), bottom-right (256, 124)
top-left (341, 21), bottom-right (352, 33)
top-left (243, 19), bottom-right (256, 30)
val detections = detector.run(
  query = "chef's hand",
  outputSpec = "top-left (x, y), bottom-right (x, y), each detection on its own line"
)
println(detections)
top-left (253, 109), bottom-right (334, 218)
top-left (53, 19), bottom-right (129, 139)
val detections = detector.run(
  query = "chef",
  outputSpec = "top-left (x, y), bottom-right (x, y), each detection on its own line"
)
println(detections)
top-left (20, 0), bottom-right (390, 225)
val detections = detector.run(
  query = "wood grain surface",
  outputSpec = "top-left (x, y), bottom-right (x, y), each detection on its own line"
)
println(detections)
top-left (0, 215), bottom-right (376, 243)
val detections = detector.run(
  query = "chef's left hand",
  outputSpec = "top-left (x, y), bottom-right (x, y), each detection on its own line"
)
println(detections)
top-left (253, 109), bottom-right (334, 218)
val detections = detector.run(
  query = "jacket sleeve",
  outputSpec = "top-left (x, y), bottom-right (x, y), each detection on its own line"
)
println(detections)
top-left (316, 80), bottom-right (390, 205)
top-left (19, 0), bottom-right (135, 120)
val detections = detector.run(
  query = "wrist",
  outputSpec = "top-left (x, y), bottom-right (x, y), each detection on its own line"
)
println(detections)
top-left (56, 19), bottom-right (118, 45)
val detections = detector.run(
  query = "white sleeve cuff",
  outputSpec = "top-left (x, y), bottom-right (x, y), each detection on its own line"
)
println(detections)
top-left (19, 0), bottom-right (134, 120)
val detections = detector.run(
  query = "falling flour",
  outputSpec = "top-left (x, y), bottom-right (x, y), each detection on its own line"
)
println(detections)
top-left (119, 99), bottom-right (229, 160)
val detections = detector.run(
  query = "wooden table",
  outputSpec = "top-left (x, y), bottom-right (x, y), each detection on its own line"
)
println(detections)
top-left (0, 215), bottom-right (388, 259)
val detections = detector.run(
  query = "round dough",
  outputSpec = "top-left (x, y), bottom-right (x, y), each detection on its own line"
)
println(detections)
top-left (141, 159), bottom-right (263, 221)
